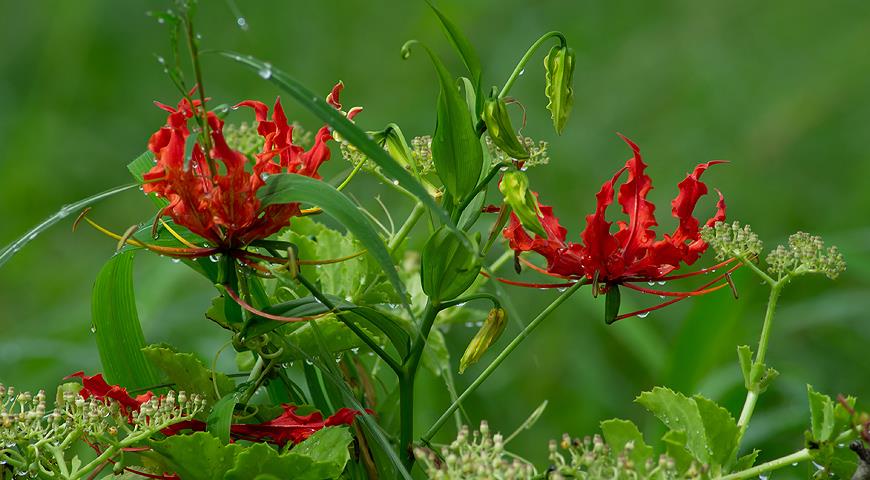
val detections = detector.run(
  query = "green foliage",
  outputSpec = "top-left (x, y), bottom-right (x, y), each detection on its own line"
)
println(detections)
top-left (498, 171), bottom-right (545, 236)
top-left (483, 98), bottom-right (529, 159)
top-left (91, 251), bottom-right (161, 391)
top-left (421, 226), bottom-right (481, 303)
top-left (142, 344), bottom-right (235, 404)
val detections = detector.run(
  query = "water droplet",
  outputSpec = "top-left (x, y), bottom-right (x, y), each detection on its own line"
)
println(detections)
top-left (556, 287), bottom-right (568, 293)
top-left (208, 254), bottom-right (219, 263)
top-left (658, 295), bottom-right (666, 299)
top-left (647, 281), bottom-right (656, 286)
top-left (464, 322), bottom-right (474, 328)
top-left (392, 179), bottom-right (400, 185)
top-left (637, 312), bottom-right (649, 319)
top-left (758, 475), bottom-right (769, 480)
top-left (518, 68), bottom-right (525, 76)
top-left (304, 359), bottom-right (314, 365)
top-left (257, 62), bottom-right (272, 79)
top-left (236, 17), bottom-right (249, 31)
top-left (195, 33), bottom-right (202, 40)
top-left (657, 281), bottom-right (666, 286)
top-left (157, 17), bottom-right (165, 24)
top-left (90, 325), bottom-right (97, 333)
top-left (351, 348), bottom-right (360, 354)
top-left (791, 462), bottom-right (798, 467)
top-left (171, 258), bottom-right (181, 264)
top-left (260, 173), bottom-right (270, 181)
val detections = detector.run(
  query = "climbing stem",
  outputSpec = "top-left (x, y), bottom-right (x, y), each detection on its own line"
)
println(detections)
top-left (399, 301), bottom-right (441, 467)
top-left (420, 281), bottom-right (584, 443)
top-left (498, 31), bottom-right (567, 99)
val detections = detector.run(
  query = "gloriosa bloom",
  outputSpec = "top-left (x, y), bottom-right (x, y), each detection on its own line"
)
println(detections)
top-left (142, 84), bottom-right (349, 249)
top-left (503, 135), bottom-right (738, 320)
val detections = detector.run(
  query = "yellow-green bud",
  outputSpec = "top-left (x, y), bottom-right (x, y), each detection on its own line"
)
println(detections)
top-left (459, 308), bottom-right (507, 373)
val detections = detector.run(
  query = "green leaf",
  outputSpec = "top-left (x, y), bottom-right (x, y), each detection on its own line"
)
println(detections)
top-left (636, 387), bottom-right (709, 465)
top-left (346, 307), bottom-right (411, 359)
top-left (483, 98), bottom-right (529, 159)
top-left (0, 183), bottom-right (136, 270)
top-left (733, 449), bottom-right (759, 471)
top-left (425, 0), bottom-right (482, 90)
top-left (694, 395), bottom-right (739, 467)
top-left (279, 315), bottom-right (378, 362)
top-left (737, 345), bottom-right (753, 389)
top-left (142, 345), bottom-right (235, 404)
top-left (807, 384), bottom-right (836, 442)
top-left (256, 174), bottom-right (408, 314)
top-left (208, 390), bottom-right (243, 445)
top-left (91, 252), bottom-right (160, 391)
top-left (224, 427), bottom-right (352, 480)
top-left (403, 42), bottom-right (483, 204)
top-left (498, 171), bottom-right (544, 236)
top-left (600, 419), bottom-right (654, 472)
top-left (149, 431), bottom-right (241, 480)
top-left (206, 294), bottom-right (243, 331)
top-left (544, 45), bottom-right (576, 134)
top-left (220, 51), bottom-right (450, 228)
top-left (661, 430), bottom-right (694, 472)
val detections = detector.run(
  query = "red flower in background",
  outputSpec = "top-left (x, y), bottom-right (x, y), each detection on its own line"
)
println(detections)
top-left (142, 83), bottom-right (354, 249)
top-left (503, 135), bottom-right (739, 321)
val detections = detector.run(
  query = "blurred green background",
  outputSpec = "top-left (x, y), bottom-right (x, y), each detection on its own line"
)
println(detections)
top-left (1, 0), bottom-right (869, 476)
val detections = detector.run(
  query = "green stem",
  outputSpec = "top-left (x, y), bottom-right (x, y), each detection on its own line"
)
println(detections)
top-left (498, 31), bottom-right (567, 99)
top-left (420, 281), bottom-right (584, 443)
top-left (718, 448), bottom-right (810, 480)
top-left (454, 162), bottom-right (513, 220)
top-left (389, 202), bottom-right (425, 254)
top-left (438, 292), bottom-right (501, 310)
top-left (400, 301), bottom-right (441, 467)
top-left (736, 281), bottom-right (783, 434)
top-left (736, 254), bottom-right (776, 286)
top-left (182, 8), bottom-right (214, 172)
top-left (336, 158), bottom-right (366, 191)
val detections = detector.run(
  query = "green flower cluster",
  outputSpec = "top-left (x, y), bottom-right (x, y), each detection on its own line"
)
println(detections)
top-left (547, 433), bottom-right (688, 480)
top-left (484, 134), bottom-right (550, 168)
top-left (766, 231), bottom-right (845, 279)
top-left (700, 221), bottom-right (763, 261)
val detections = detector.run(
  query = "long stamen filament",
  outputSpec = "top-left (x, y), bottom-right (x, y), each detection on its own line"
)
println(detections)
top-left (80, 216), bottom-right (218, 257)
top-left (481, 271), bottom-right (577, 289)
top-left (223, 284), bottom-right (327, 323)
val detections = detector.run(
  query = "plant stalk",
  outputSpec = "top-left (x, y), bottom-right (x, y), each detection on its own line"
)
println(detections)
top-left (498, 31), bottom-right (567, 99)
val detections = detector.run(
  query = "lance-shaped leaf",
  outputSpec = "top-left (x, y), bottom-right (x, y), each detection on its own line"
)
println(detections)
top-left (425, 0), bottom-right (483, 112)
top-left (91, 251), bottom-right (161, 391)
top-left (483, 97), bottom-right (529, 159)
top-left (403, 42), bottom-right (483, 205)
top-left (421, 226), bottom-right (481, 302)
top-left (544, 45), bottom-right (576, 134)
top-left (220, 51), bottom-right (448, 228)
top-left (257, 173), bottom-right (409, 314)
top-left (499, 171), bottom-right (545, 236)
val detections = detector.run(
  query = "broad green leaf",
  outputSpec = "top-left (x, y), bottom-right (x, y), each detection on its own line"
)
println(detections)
top-left (737, 345), bottom-right (753, 389)
top-left (279, 315), bottom-right (377, 362)
top-left (498, 171), bottom-right (544, 237)
top-left (220, 51), bottom-right (450, 229)
top-left (694, 395), bottom-right (739, 468)
top-left (807, 384), bottom-right (835, 442)
top-left (600, 419), bottom-right (654, 472)
top-left (224, 427), bottom-right (352, 480)
top-left (206, 293), bottom-right (243, 331)
top-left (149, 431), bottom-right (241, 480)
top-left (347, 307), bottom-right (411, 359)
top-left (91, 252), bottom-right (161, 391)
top-left (403, 42), bottom-right (483, 204)
top-left (0, 183), bottom-right (136, 270)
top-left (126, 150), bottom-right (156, 183)
top-left (636, 387), bottom-right (709, 464)
top-left (544, 45), bottom-right (575, 134)
top-left (142, 345), bottom-right (235, 404)
top-left (661, 430), bottom-right (694, 472)
top-left (256, 174), bottom-right (408, 314)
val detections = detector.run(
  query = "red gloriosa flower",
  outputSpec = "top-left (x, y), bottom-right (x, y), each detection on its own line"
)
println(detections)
top-left (503, 135), bottom-right (738, 320)
top-left (142, 83), bottom-right (353, 249)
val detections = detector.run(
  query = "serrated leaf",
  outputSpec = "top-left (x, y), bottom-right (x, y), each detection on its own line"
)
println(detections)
top-left (544, 45), bottom-right (575, 134)
top-left (149, 431), bottom-right (242, 480)
top-left (737, 345), bottom-right (753, 389)
top-left (600, 419), bottom-right (654, 472)
top-left (224, 427), bottom-right (352, 480)
top-left (0, 183), bottom-right (136, 270)
top-left (661, 429), bottom-right (694, 472)
top-left (91, 252), bottom-right (161, 391)
top-left (221, 51), bottom-right (450, 229)
top-left (807, 385), bottom-right (836, 442)
top-left (636, 387), bottom-right (709, 464)
top-left (256, 173), bottom-right (408, 315)
top-left (693, 395), bottom-right (739, 467)
top-left (733, 449), bottom-right (759, 471)
top-left (142, 345), bottom-right (235, 404)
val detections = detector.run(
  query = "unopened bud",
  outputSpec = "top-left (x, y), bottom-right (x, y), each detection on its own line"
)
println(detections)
top-left (459, 308), bottom-right (507, 373)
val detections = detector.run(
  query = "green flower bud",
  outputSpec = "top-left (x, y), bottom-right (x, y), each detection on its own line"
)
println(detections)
top-left (499, 171), bottom-right (546, 237)
top-left (544, 45), bottom-right (576, 134)
top-left (421, 227), bottom-right (481, 302)
top-left (459, 308), bottom-right (507, 374)
top-left (482, 97), bottom-right (529, 159)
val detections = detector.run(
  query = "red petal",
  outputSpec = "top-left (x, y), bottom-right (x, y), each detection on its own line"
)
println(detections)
top-left (580, 165), bottom-right (627, 279)
top-left (613, 134), bottom-right (657, 263)
top-left (326, 81), bottom-right (345, 109)
top-left (670, 161), bottom-right (727, 245)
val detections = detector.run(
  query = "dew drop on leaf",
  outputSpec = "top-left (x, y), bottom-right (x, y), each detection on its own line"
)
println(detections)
top-left (236, 17), bottom-right (249, 31)
top-left (637, 312), bottom-right (649, 319)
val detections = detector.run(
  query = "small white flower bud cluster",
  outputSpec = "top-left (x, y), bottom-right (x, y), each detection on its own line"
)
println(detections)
top-left (222, 122), bottom-right (266, 157)
top-left (700, 221), bottom-right (763, 261)
top-left (1, 382), bottom-right (205, 477)
top-left (548, 433), bottom-right (692, 479)
top-left (411, 135), bottom-right (434, 175)
top-left (485, 134), bottom-right (550, 168)
top-left (766, 231), bottom-right (845, 280)
top-left (414, 421), bottom-right (534, 479)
